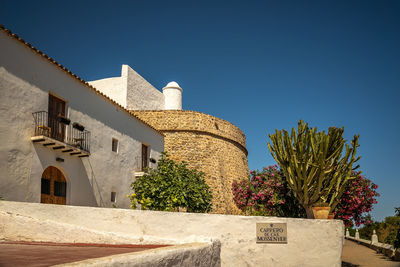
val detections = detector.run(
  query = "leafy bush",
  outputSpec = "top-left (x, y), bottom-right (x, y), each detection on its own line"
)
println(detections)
top-left (128, 153), bottom-right (212, 213)
top-left (358, 208), bottom-right (400, 245)
top-left (333, 173), bottom-right (379, 227)
top-left (232, 166), bottom-right (305, 217)
top-left (348, 228), bottom-right (356, 237)
top-left (232, 167), bottom-right (378, 226)
top-left (394, 228), bottom-right (400, 249)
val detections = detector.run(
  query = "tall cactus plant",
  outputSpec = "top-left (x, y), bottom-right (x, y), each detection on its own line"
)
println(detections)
top-left (268, 120), bottom-right (360, 218)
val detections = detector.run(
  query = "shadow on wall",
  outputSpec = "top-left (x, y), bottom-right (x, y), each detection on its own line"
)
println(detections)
top-left (31, 145), bottom-right (98, 207)
top-left (83, 158), bottom-right (105, 207)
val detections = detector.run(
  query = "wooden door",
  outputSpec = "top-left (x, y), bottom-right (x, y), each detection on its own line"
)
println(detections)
top-left (142, 144), bottom-right (148, 171)
top-left (48, 94), bottom-right (66, 142)
top-left (41, 166), bottom-right (67, 205)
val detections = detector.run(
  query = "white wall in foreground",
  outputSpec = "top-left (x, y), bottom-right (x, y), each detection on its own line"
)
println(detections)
top-left (0, 201), bottom-right (344, 267)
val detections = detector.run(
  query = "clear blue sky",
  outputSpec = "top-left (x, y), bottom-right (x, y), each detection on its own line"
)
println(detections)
top-left (2, 0), bottom-right (399, 222)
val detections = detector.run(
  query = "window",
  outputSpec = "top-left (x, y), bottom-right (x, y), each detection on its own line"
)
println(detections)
top-left (112, 138), bottom-right (119, 152)
top-left (54, 181), bottom-right (66, 197)
top-left (142, 144), bottom-right (149, 171)
top-left (111, 192), bottom-right (116, 203)
top-left (41, 178), bottom-right (50, 195)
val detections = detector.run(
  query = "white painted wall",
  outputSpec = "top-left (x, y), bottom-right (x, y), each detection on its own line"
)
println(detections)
top-left (88, 65), bottom-right (165, 110)
top-left (0, 201), bottom-right (344, 267)
top-left (88, 77), bottom-right (126, 107)
top-left (0, 31), bottom-right (164, 208)
top-left (56, 242), bottom-right (221, 267)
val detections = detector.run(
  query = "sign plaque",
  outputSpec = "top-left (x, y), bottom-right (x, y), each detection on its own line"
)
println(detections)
top-left (256, 223), bottom-right (287, 244)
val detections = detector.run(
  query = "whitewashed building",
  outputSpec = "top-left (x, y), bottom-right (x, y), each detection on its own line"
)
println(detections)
top-left (88, 65), bottom-right (183, 111)
top-left (0, 26), bottom-right (164, 208)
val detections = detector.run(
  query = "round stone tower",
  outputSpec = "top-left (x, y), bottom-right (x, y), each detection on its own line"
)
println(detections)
top-left (131, 109), bottom-right (249, 214)
top-left (163, 81), bottom-right (182, 110)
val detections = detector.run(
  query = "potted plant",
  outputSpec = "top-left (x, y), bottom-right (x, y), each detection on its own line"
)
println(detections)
top-left (57, 114), bottom-right (71, 125)
top-left (73, 122), bottom-right (85, 131)
top-left (312, 202), bottom-right (331, 219)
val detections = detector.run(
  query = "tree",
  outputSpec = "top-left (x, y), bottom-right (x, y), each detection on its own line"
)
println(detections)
top-left (357, 208), bottom-right (400, 246)
top-left (334, 173), bottom-right (379, 227)
top-left (394, 227), bottom-right (400, 249)
top-left (395, 207), bottom-right (400, 217)
top-left (268, 120), bottom-right (360, 218)
top-left (232, 166), bottom-right (305, 217)
top-left (128, 152), bottom-right (212, 213)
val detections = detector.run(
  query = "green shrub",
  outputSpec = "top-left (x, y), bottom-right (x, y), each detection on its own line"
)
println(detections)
top-left (394, 228), bottom-right (400, 249)
top-left (128, 152), bottom-right (212, 213)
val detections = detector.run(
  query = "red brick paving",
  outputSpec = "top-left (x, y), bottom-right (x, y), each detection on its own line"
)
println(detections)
top-left (0, 241), bottom-right (168, 267)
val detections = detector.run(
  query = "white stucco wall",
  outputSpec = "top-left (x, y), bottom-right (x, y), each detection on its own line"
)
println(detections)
top-left (0, 201), bottom-right (344, 267)
top-left (88, 65), bottom-right (165, 110)
top-left (88, 77), bottom-right (126, 107)
top-left (0, 30), bottom-right (164, 209)
top-left (55, 242), bottom-right (221, 267)
top-left (125, 65), bottom-right (165, 110)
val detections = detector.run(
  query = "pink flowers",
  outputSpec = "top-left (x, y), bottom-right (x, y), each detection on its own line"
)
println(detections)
top-left (334, 174), bottom-right (379, 227)
top-left (232, 166), bottom-right (295, 216)
top-left (232, 167), bottom-right (379, 226)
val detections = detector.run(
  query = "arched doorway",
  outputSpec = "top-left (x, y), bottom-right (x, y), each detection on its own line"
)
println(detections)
top-left (40, 166), bottom-right (67, 205)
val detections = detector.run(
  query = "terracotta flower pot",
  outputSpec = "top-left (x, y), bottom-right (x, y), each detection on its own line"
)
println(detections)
top-left (328, 213), bottom-right (335, 219)
top-left (312, 207), bottom-right (331, 219)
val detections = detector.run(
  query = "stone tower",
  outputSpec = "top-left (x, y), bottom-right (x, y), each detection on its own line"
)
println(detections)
top-left (89, 65), bottom-right (249, 214)
top-left (131, 109), bottom-right (249, 214)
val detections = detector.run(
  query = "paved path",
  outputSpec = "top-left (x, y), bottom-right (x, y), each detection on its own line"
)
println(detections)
top-left (0, 241), bottom-right (167, 267)
top-left (342, 239), bottom-right (400, 267)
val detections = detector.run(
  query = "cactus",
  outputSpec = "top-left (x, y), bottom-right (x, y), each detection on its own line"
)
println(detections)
top-left (268, 120), bottom-right (360, 218)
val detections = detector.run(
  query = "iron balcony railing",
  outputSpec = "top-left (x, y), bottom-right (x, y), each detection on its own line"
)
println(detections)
top-left (32, 111), bottom-right (90, 153)
top-left (134, 156), bottom-right (157, 172)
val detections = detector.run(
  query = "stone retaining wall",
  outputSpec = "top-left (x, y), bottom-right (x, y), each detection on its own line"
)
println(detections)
top-left (131, 110), bottom-right (249, 214)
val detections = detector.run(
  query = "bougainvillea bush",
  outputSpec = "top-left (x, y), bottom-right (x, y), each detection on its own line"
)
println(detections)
top-left (333, 172), bottom-right (379, 227)
top-left (232, 167), bottom-right (379, 227)
top-left (232, 166), bottom-right (305, 218)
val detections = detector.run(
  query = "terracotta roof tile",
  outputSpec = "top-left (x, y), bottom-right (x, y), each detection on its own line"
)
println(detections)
top-left (0, 25), bottom-right (164, 137)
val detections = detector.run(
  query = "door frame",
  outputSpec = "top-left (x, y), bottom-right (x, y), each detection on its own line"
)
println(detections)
top-left (40, 165), bottom-right (69, 205)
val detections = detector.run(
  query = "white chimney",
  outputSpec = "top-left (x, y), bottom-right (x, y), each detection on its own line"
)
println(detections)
top-left (163, 81), bottom-right (182, 110)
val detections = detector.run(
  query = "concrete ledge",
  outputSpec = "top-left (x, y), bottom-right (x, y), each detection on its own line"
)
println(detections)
top-left (54, 242), bottom-right (221, 267)
top-left (0, 201), bottom-right (344, 266)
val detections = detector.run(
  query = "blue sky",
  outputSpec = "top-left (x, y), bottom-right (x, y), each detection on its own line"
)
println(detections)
top-left (2, 0), bottom-right (399, 221)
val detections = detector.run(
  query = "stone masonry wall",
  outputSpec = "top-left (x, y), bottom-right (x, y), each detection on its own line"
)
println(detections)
top-left (130, 110), bottom-right (249, 214)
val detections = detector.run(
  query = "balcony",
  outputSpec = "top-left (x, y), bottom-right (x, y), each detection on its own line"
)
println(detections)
top-left (31, 111), bottom-right (90, 157)
top-left (133, 156), bottom-right (157, 178)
